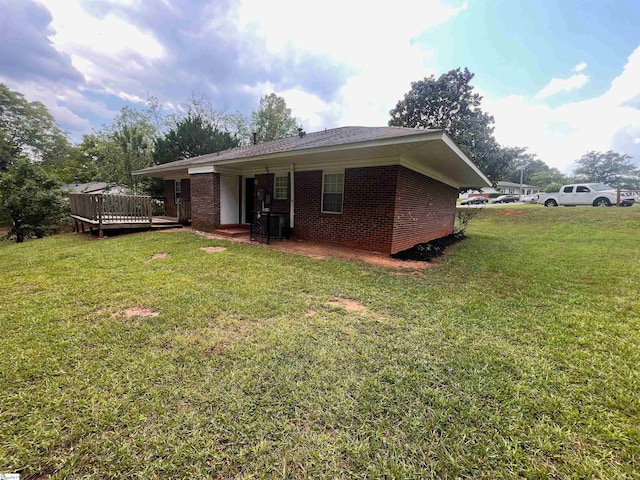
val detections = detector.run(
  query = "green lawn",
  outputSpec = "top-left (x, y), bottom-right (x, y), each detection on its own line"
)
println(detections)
top-left (1, 206), bottom-right (639, 479)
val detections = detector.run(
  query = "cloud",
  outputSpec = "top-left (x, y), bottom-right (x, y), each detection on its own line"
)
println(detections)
top-left (235, 0), bottom-right (466, 130)
top-left (535, 73), bottom-right (589, 99)
top-left (484, 45), bottom-right (640, 171)
top-left (0, 0), bottom-right (83, 84)
top-left (574, 62), bottom-right (588, 72)
top-left (28, 0), bottom-right (359, 138)
top-left (6, 0), bottom-right (463, 141)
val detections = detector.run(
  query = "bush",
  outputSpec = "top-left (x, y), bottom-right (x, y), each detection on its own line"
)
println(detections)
top-left (0, 159), bottom-right (66, 242)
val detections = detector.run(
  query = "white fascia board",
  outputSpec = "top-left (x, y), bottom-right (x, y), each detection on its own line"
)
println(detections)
top-left (440, 133), bottom-right (492, 187)
top-left (188, 165), bottom-right (217, 175)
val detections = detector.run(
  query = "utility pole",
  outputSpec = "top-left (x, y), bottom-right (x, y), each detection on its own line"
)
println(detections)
top-left (519, 166), bottom-right (524, 196)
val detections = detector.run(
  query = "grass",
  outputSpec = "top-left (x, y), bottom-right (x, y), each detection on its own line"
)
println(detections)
top-left (1, 206), bottom-right (639, 479)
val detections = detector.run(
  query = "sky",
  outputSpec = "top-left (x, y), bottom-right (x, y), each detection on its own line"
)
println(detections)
top-left (1, 0), bottom-right (639, 173)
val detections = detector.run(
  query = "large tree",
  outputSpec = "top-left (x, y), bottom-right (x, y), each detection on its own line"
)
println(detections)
top-left (250, 93), bottom-right (298, 142)
top-left (77, 106), bottom-right (158, 191)
top-left (0, 158), bottom-right (66, 242)
top-left (153, 114), bottom-right (239, 165)
top-left (574, 150), bottom-right (639, 188)
top-left (0, 83), bottom-right (70, 166)
top-left (389, 68), bottom-right (516, 182)
top-left (529, 168), bottom-right (568, 191)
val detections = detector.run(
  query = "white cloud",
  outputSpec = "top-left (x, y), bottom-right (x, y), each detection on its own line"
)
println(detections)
top-left (535, 73), bottom-right (589, 99)
top-left (0, 76), bottom-right (96, 137)
top-left (235, 0), bottom-right (466, 128)
top-left (574, 62), bottom-right (588, 72)
top-left (484, 45), bottom-right (640, 172)
top-left (39, 0), bottom-right (165, 100)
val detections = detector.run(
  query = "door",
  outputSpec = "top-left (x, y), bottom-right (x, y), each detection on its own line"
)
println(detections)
top-left (244, 177), bottom-right (255, 224)
top-left (558, 185), bottom-right (574, 205)
top-left (220, 174), bottom-right (239, 225)
top-left (573, 185), bottom-right (592, 205)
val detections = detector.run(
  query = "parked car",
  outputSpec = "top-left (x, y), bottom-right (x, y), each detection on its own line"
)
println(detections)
top-left (460, 196), bottom-right (488, 205)
top-left (491, 195), bottom-right (520, 204)
top-left (537, 184), bottom-right (636, 207)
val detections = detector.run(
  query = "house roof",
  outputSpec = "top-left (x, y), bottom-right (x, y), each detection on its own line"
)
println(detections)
top-left (496, 181), bottom-right (540, 189)
top-left (135, 126), bottom-right (492, 189)
top-left (60, 182), bottom-right (110, 194)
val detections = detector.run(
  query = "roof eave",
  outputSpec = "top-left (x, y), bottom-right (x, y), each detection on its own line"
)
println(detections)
top-left (134, 130), bottom-right (445, 177)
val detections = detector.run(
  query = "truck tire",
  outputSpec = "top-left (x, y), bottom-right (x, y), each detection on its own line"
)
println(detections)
top-left (544, 199), bottom-right (558, 207)
top-left (593, 197), bottom-right (611, 207)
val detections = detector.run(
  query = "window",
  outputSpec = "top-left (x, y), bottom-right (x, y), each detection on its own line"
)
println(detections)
top-left (322, 172), bottom-right (344, 213)
top-left (274, 175), bottom-right (288, 200)
top-left (576, 186), bottom-right (591, 193)
top-left (563, 186), bottom-right (573, 193)
top-left (174, 180), bottom-right (181, 204)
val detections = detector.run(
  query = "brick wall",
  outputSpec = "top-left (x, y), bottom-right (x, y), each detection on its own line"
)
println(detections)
top-left (391, 166), bottom-right (458, 253)
top-left (180, 178), bottom-right (191, 202)
top-left (293, 165), bottom-right (458, 254)
top-left (190, 172), bottom-right (220, 232)
top-left (294, 167), bottom-right (397, 252)
top-left (254, 173), bottom-right (290, 214)
top-left (163, 179), bottom-right (191, 218)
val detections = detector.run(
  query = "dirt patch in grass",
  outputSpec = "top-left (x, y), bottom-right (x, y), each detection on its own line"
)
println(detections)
top-left (201, 246), bottom-right (226, 253)
top-left (271, 240), bottom-right (432, 270)
top-left (328, 298), bottom-right (368, 313)
top-left (149, 252), bottom-right (170, 261)
top-left (497, 210), bottom-right (523, 216)
top-left (113, 307), bottom-right (159, 318)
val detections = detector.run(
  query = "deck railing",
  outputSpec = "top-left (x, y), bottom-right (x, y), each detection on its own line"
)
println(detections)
top-left (177, 199), bottom-right (191, 224)
top-left (69, 193), bottom-right (153, 224)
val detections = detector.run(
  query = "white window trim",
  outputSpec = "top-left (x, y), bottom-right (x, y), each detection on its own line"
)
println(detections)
top-left (321, 171), bottom-right (345, 214)
top-left (174, 180), bottom-right (181, 204)
top-left (273, 175), bottom-right (288, 200)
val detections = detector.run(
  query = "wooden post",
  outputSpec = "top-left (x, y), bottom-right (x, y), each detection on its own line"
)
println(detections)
top-left (98, 195), bottom-right (104, 238)
top-left (617, 187), bottom-right (621, 207)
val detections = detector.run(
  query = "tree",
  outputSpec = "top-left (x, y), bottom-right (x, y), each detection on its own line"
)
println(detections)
top-left (574, 150), bottom-right (639, 189)
top-left (77, 106), bottom-right (158, 191)
top-left (529, 168), bottom-right (568, 191)
top-left (389, 68), bottom-right (517, 182)
top-left (503, 151), bottom-right (550, 184)
top-left (543, 182), bottom-right (563, 193)
top-left (250, 93), bottom-right (298, 142)
top-left (0, 128), bottom-right (15, 171)
top-left (0, 83), bottom-right (70, 166)
top-left (0, 158), bottom-right (66, 242)
top-left (153, 114), bottom-right (239, 165)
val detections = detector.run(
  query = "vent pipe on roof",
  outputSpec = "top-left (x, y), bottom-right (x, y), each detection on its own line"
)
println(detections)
top-left (252, 132), bottom-right (257, 145)
top-left (298, 127), bottom-right (306, 138)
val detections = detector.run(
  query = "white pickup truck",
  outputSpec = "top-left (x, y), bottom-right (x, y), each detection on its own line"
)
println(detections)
top-left (537, 183), bottom-right (636, 207)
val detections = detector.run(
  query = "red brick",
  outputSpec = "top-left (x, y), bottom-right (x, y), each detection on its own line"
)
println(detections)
top-left (190, 173), bottom-right (220, 232)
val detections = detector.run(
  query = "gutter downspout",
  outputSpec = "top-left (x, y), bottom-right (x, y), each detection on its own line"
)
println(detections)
top-left (289, 163), bottom-right (295, 229)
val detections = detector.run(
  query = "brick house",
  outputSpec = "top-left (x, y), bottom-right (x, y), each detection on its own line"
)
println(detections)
top-left (135, 126), bottom-right (491, 254)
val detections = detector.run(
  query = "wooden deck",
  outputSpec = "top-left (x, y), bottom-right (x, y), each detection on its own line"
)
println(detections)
top-left (69, 194), bottom-right (183, 237)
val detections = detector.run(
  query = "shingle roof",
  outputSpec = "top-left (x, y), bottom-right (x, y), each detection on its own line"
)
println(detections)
top-left (136, 126), bottom-right (439, 175)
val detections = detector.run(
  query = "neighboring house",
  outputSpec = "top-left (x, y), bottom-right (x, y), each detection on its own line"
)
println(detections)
top-left (459, 181), bottom-right (541, 199)
top-left (135, 126), bottom-right (491, 254)
top-left (495, 181), bottom-right (540, 195)
top-left (60, 182), bottom-right (128, 195)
